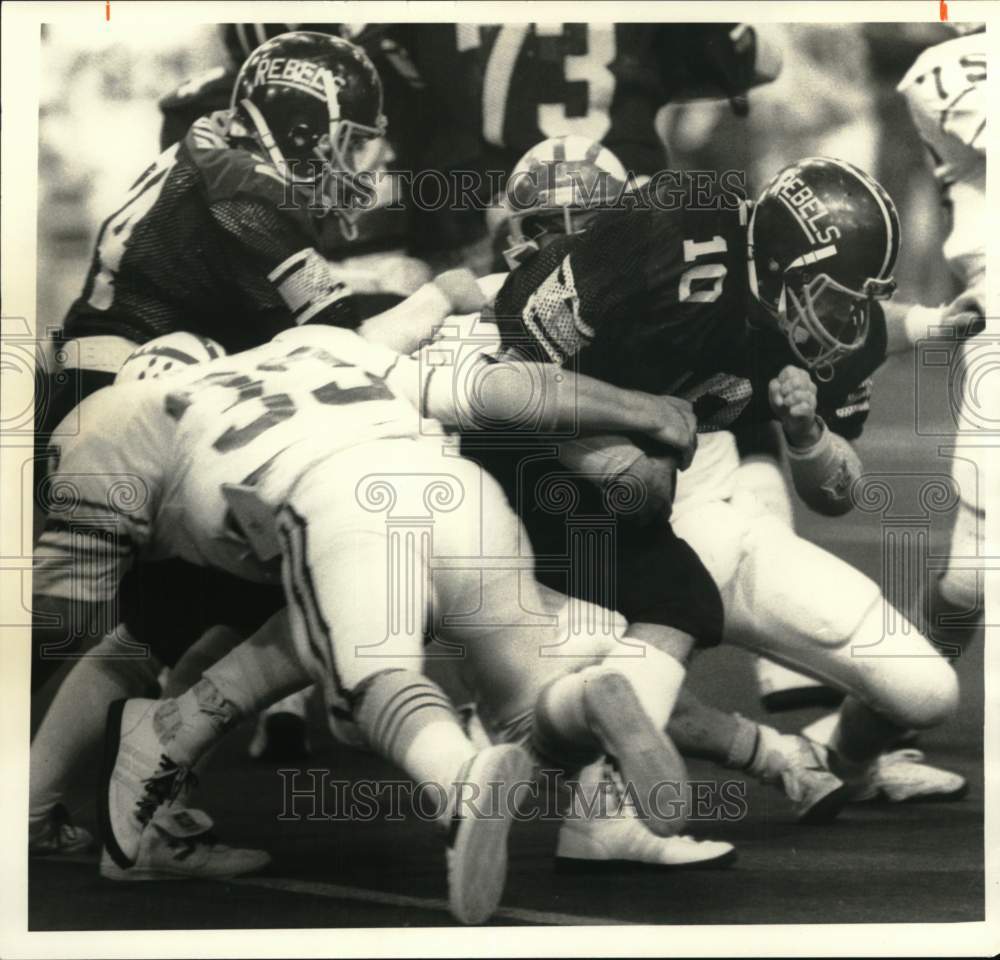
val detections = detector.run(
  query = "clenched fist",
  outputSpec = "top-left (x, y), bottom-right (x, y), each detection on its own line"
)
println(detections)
top-left (769, 365), bottom-right (821, 448)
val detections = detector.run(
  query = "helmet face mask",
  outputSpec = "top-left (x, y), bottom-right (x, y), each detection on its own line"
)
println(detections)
top-left (780, 271), bottom-right (895, 377)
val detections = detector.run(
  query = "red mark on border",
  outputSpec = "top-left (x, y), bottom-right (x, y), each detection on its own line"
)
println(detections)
top-left (940, 0), bottom-right (948, 20)
top-left (106, 0), bottom-right (110, 20)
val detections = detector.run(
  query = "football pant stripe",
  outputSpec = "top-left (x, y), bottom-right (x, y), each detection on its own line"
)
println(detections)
top-left (276, 505), bottom-right (348, 702)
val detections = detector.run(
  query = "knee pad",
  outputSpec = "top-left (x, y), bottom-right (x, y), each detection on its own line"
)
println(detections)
top-left (847, 602), bottom-right (960, 730)
top-left (726, 520), bottom-right (881, 652)
top-left (936, 566), bottom-right (981, 614)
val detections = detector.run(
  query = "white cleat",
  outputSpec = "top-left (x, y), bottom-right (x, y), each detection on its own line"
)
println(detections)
top-left (851, 749), bottom-right (968, 804)
top-left (101, 698), bottom-right (189, 868)
top-left (100, 807), bottom-right (270, 881)
top-left (29, 804), bottom-right (96, 857)
top-left (556, 762), bottom-right (735, 871)
top-left (581, 670), bottom-right (688, 838)
top-left (445, 743), bottom-right (533, 925)
top-left (100, 698), bottom-right (269, 880)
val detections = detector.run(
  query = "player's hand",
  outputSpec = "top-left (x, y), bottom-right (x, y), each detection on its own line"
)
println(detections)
top-left (614, 452), bottom-right (678, 526)
top-left (943, 283), bottom-right (986, 339)
top-left (769, 365), bottom-right (821, 448)
top-left (648, 395), bottom-right (698, 470)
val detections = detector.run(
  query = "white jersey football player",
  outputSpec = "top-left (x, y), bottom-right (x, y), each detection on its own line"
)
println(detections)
top-left (897, 23), bottom-right (988, 651)
top-left (28, 272), bottom-right (491, 855)
top-left (33, 324), bottom-right (700, 922)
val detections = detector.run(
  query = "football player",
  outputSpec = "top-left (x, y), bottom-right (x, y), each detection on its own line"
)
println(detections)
top-left (483, 140), bottom-right (961, 824)
top-left (27, 268), bottom-right (504, 858)
top-left (33, 324), bottom-right (699, 919)
top-left (896, 23), bottom-right (987, 654)
top-left (37, 31), bottom-right (386, 458)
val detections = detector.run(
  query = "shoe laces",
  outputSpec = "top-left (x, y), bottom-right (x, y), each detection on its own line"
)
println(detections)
top-left (135, 755), bottom-right (196, 826)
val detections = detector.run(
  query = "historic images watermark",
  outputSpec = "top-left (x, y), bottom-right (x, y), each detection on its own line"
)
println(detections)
top-left (275, 767), bottom-right (749, 825)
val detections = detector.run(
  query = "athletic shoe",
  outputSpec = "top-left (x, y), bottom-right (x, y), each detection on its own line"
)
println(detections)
top-left (852, 749), bottom-right (968, 804)
top-left (581, 670), bottom-right (688, 838)
top-left (29, 804), bottom-right (96, 857)
top-left (100, 698), bottom-right (192, 869)
top-left (446, 743), bottom-right (533, 925)
top-left (556, 761), bottom-right (735, 870)
top-left (100, 807), bottom-right (270, 881)
top-left (775, 736), bottom-right (852, 824)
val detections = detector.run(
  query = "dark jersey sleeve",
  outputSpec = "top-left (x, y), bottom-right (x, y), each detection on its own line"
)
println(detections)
top-left (186, 117), bottom-right (359, 331)
top-left (816, 302), bottom-right (888, 440)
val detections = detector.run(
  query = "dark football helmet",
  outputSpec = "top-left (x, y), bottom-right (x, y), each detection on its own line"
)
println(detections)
top-left (504, 135), bottom-right (628, 267)
top-left (748, 157), bottom-right (900, 377)
top-left (230, 31), bottom-right (386, 232)
top-left (221, 24), bottom-right (351, 66)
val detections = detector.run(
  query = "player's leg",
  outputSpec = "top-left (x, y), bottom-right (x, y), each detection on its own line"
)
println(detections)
top-left (277, 442), bottom-right (533, 924)
top-left (29, 623), bottom-right (161, 857)
top-left (99, 606), bottom-right (307, 880)
top-left (731, 425), bottom-right (840, 712)
top-left (472, 481), bottom-right (708, 836)
top-left (925, 497), bottom-right (984, 656)
top-left (724, 514), bottom-right (962, 806)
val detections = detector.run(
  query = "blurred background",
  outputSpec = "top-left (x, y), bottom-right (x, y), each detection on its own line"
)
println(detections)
top-left (37, 21), bottom-right (959, 337)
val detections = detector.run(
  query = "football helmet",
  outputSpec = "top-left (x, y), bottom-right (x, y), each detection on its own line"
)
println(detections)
top-left (221, 24), bottom-right (347, 66)
top-left (748, 157), bottom-right (900, 378)
top-left (504, 135), bottom-right (627, 267)
top-left (115, 333), bottom-right (225, 384)
top-left (230, 31), bottom-right (387, 232)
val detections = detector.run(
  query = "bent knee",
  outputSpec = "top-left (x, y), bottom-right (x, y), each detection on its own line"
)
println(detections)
top-left (870, 653), bottom-right (959, 729)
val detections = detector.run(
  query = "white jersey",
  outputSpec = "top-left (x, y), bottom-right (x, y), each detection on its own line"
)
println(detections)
top-left (898, 33), bottom-right (986, 285)
top-left (37, 327), bottom-right (438, 592)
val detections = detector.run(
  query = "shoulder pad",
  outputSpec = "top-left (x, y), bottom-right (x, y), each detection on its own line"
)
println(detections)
top-left (183, 111), bottom-right (288, 206)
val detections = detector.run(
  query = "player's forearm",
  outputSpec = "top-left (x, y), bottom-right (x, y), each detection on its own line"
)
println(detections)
top-left (425, 358), bottom-right (674, 439)
top-left (785, 419), bottom-right (862, 516)
top-left (359, 269), bottom-right (487, 355)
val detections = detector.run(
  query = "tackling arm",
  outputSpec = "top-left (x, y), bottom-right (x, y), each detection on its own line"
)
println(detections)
top-left (418, 355), bottom-right (697, 464)
top-left (359, 269), bottom-right (490, 354)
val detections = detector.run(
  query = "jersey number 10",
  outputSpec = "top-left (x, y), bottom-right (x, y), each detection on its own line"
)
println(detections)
top-left (679, 236), bottom-right (728, 304)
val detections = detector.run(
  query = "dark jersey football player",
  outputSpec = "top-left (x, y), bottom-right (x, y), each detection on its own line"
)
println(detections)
top-left (159, 24), bottom-right (411, 265)
top-left (468, 150), bottom-right (901, 774)
top-left (40, 31), bottom-right (386, 450)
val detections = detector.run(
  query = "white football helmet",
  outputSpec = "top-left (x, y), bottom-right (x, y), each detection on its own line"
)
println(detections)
top-left (115, 332), bottom-right (226, 384)
top-left (504, 135), bottom-right (627, 267)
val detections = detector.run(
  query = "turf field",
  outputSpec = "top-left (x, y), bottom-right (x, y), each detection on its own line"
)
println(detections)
top-left (29, 348), bottom-right (985, 928)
